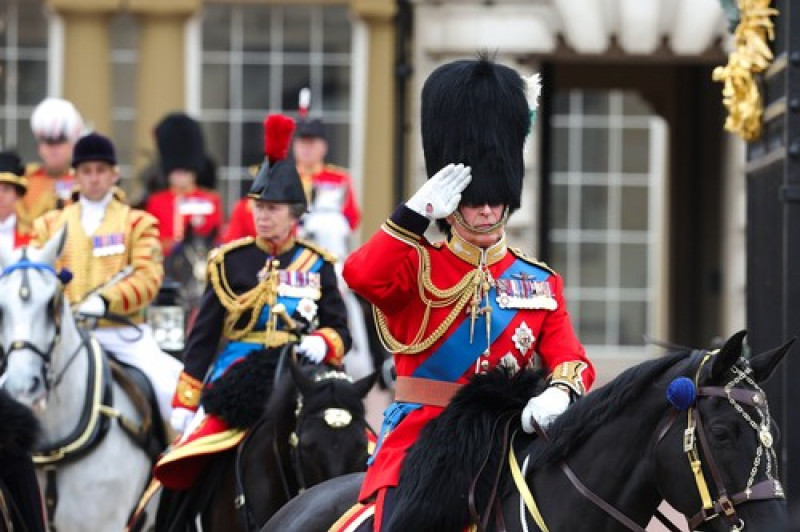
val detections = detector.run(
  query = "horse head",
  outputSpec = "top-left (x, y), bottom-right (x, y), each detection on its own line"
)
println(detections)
top-left (287, 357), bottom-right (376, 485)
top-left (652, 331), bottom-right (793, 531)
top-left (0, 227), bottom-right (69, 407)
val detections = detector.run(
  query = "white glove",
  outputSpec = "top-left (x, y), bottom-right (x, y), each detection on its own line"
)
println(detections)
top-left (521, 386), bottom-right (571, 433)
top-left (297, 335), bottom-right (327, 364)
top-left (77, 294), bottom-right (107, 318)
top-left (170, 407), bottom-right (196, 434)
top-left (405, 164), bottom-right (472, 220)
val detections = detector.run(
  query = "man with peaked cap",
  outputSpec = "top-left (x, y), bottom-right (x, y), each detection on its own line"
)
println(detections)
top-left (145, 112), bottom-right (222, 256)
top-left (32, 132), bottom-right (183, 426)
top-left (334, 55), bottom-right (595, 531)
top-left (154, 114), bottom-right (351, 491)
top-left (20, 97), bottom-right (84, 233)
top-left (0, 151), bottom-right (33, 249)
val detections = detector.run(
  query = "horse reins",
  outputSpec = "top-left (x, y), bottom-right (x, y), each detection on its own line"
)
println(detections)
top-left (511, 351), bottom-right (784, 532)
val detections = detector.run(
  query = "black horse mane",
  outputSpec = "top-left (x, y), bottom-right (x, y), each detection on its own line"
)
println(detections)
top-left (0, 390), bottom-right (39, 455)
top-left (531, 349), bottom-right (693, 468)
top-left (389, 350), bottom-right (695, 532)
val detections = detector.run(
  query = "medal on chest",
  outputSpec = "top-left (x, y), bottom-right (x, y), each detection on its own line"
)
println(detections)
top-left (496, 273), bottom-right (557, 310)
top-left (92, 233), bottom-right (125, 256)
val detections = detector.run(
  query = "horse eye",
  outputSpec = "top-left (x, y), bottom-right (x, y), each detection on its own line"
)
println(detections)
top-left (709, 423), bottom-right (737, 443)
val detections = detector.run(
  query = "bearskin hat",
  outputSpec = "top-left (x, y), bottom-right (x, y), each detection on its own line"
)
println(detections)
top-left (296, 118), bottom-right (326, 139)
top-left (248, 114), bottom-right (307, 208)
top-left (72, 132), bottom-right (117, 167)
top-left (421, 55), bottom-right (533, 230)
top-left (0, 151), bottom-right (27, 195)
top-left (155, 112), bottom-right (207, 176)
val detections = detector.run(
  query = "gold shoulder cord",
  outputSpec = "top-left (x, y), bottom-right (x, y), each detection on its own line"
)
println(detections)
top-left (373, 242), bottom-right (481, 354)
top-left (207, 257), bottom-right (279, 340)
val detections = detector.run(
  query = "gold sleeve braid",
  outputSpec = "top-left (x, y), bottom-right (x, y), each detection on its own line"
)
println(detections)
top-left (550, 361), bottom-right (589, 396)
top-left (373, 222), bottom-right (480, 355)
top-left (206, 248), bottom-right (280, 340)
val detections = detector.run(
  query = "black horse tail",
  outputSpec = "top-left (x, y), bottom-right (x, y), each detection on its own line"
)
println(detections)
top-left (387, 367), bottom-right (547, 532)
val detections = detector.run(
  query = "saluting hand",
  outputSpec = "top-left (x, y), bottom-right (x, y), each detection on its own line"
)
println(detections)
top-left (405, 163), bottom-right (472, 220)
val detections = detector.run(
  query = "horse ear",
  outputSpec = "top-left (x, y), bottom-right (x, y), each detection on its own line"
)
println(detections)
top-left (709, 330), bottom-right (748, 383)
top-left (36, 226), bottom-right (68, 266)
top-left (352, 372), bottom-right (377, 400)
top-left (287, 354), bottom-right (314, 395)
top-left (750, 337), bottom-right (795, 384)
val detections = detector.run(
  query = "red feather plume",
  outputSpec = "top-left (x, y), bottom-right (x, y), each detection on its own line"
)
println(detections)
top-left (263, 114), bottom-right (296, 162)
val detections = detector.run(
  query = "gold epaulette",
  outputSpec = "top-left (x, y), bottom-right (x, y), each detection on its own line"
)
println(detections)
top-left (24, 162), bottom-right (41, 176)
top-left (509, 247), bottom-right (555, 275)
top-left (297, 238), bottom-right (337, 264)
top-left (323, 163), bottom-right (349, 176)
top-left (208, 236), bottom-right (254, 265)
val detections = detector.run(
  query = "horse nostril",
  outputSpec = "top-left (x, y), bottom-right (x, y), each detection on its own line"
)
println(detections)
top-left (28, 376), bottom-right (42, 394)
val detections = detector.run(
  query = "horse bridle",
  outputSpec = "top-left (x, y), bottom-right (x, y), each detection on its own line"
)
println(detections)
top-left (0, 255), bottom-right (72, 390)
top-left (514, 351), bottom-right (785, 532)
top-left (656, 353), bottom-right (784, 531)
top-left (286, 369), bottom-right (359, 493)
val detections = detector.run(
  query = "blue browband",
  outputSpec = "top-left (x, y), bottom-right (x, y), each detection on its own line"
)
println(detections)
top-left (0, 258), bottom-right (72, 284)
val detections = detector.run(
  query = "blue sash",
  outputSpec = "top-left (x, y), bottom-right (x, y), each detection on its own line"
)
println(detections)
top-left (412, 259), bottom-right (551, 382)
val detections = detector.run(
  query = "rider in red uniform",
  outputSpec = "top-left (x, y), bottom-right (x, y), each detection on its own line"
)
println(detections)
top-left (145, 113), bottom-right (222, 256)
top-left (335, 56), bottom-right (595, 531)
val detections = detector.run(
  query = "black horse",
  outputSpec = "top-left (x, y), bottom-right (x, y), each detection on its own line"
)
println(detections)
top-left (262, 330), bottom-right (793, 532)
top-left (152, 357), bottom-right (376, 532)
top-left (0, 390), bottom-right (44, 532)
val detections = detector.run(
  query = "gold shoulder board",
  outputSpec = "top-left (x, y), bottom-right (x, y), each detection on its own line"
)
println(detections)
top-left (509, 247), bottom-right (556, 275)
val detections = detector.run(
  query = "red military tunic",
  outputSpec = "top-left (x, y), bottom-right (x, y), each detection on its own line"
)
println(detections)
top-left (343, 205), bottom-right (595, 501)
top-left (145, 187), bottom-right (222, 255)
top-left (222, 197), bottom-right (255, 243)
top-left (299, 164), bottom-right (361, 230)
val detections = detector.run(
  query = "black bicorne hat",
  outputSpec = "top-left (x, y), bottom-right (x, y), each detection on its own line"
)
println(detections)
top-left (155, 112), bottom-right (206, 175)
top-left (72, 132), bottom-right (117, 167)
top-left (0, 151), bottom-right (27, 195)
top-left (295, 118), bottom-right (326, 139)
top-left (248, 114), bottom-right (307, 208)
top-left (421, 55), bottom-right (531, 230)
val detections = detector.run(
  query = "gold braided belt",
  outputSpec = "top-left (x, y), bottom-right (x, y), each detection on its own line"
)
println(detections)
top-left (237, 330), bottom-right (298, 348)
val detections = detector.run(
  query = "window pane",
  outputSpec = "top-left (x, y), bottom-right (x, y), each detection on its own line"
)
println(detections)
top-left (620, 243), bottom-right (648, 289)
top-left (112, 62), bottom-right (137, 108)
top-left (622, 127), bottom-right (650, 173)
top-left (579, 243), bottom-right (607, 288)
top-left (622, 92), bottom-right (652, 117)
top-left (240, 120), bottom-right (263, 165)
top-left (281, 64), bottom-right (311, 110)
top-left (578, 301), bottom-right (606, 344)
top-left (619, 301), bottom-right (647, 345)
top-left (18, 60), bottom-right (47, 106)
top-left (552, 126), bottom-right (569, 172)
top-left (203, 6), bottom-right (231, 52)
top-left (550, 184), bottom-right (569, 230)
top-left (110, 13), bottom-right (138, 51)
top-left (580, 185), bottom-right (608, 230)
top-left (202, 63), bottom-right (230, 110)
top-left (550, 242), bottom-right (567, 272)
top-left (243, 64), bottom-right (270, 111)
top-left (242, 5), bottom-right (272, 53)
top-left (18, 3), bottom-right (48, 47)
top-left (581, 127), bottom-right (609, 172)
top-left (113, 119), bottom-right (135, 165)
top-left (324, 122), bottom-right (350, 167)
top-left (202, 121), bottom-right (230, 166)
top-left (323, 7), bottom-right (351, 53)
top-left (16, 119), bottom-right (37, 157)
top-left (620, 186), bottom-right (648, 231)
top-left (583, 91), bottom-right (608, 116)
top-left (283, 6), bottom-right (312, 53)
top-left (322, 65), bottom-right (350, 111)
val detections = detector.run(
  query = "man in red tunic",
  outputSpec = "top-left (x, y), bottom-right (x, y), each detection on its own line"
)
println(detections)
top-left (145, 113), bottom-right (222, 256)
top-left (335, 56), bottom-right (595, 531)
top-left (0, 152), bottom-right (32, 249)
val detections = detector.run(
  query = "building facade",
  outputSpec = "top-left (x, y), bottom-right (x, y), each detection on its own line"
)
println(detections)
top-left (0, 0), bottom-right (745, 384)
